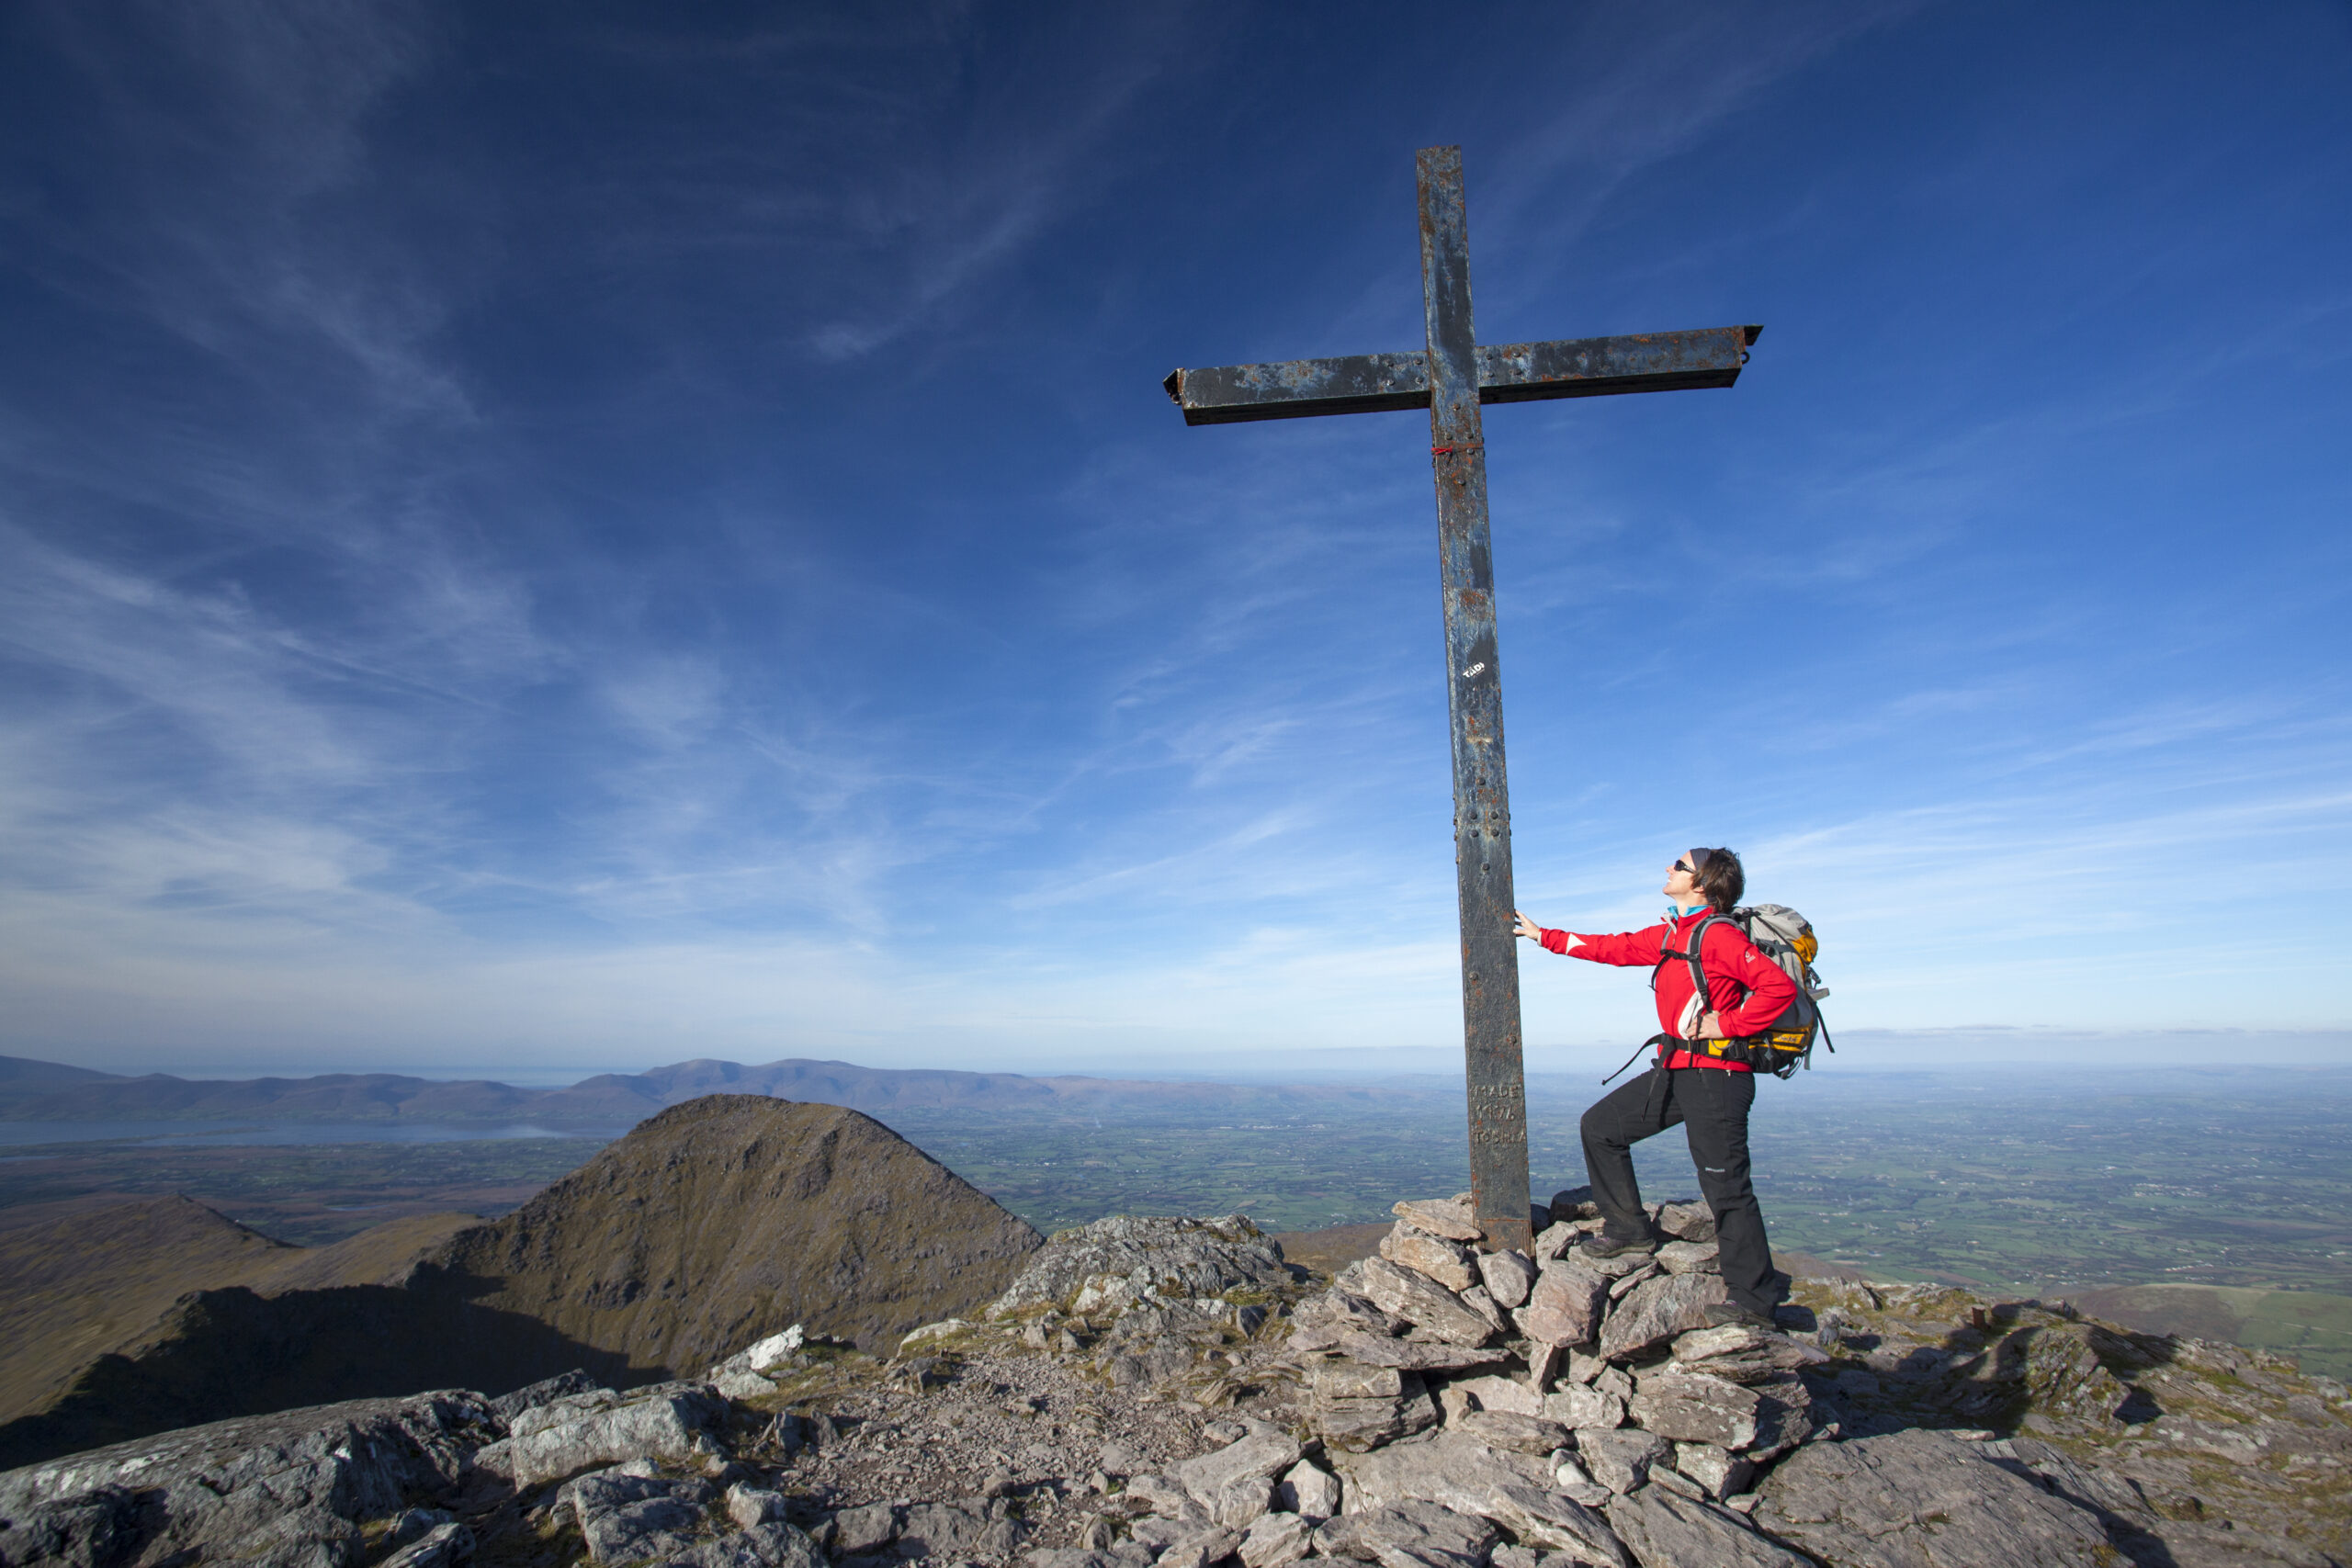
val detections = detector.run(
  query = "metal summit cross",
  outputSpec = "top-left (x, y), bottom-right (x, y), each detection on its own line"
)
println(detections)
top-left (1163, 145), bottom-right (1760, 1254)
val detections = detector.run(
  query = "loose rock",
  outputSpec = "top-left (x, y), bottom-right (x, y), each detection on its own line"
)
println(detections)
top-left (1176, 1427), bottom-right (1303, 1512)
top-left (1276, 1461), bottom-right (1341, 1521)
top-left (1447, 1412), bottom-right (1568, 1456)
top-left (1238, 1511), bottom-right (1313, 1568)
top-left (1445, 1375), bottom-right (1541, 1417)
top-left (1541, 1387), bottom-right (1623, 1431)
top-left (379, 1521), bottom-right (474, 1568)
top-left (478, 1383), bottom-right (729, 1488)
top-left (1336, 1334), bottom-right (1511, 1373)
top-left (1573, 1429), bottom-right (1668, 1495)
top-left (1392, 1200), bottom-right (1485, 1244)
top-left (1670, 1442), bottom-right (1754, 1501)
top-left (1594, 1272), bottom-right (1732, 1362)
top-left (1316, 1501), bottom-right (1498, 1568)
top-left (1353, 1260), bottom-right (1498, 1348)
top-left (1475, 1251), bottom-right (1536, 1311)
top-left (1655, 1240), bottom-right (1721, 1276)
top-left (1382, 1225), bottom-right (1477, 1294)
top-left (1606, 1488), bottom-right (1807, 1568)
top-left (1517, 1259), bottom-right (1608, 1348)
top-left (1625, 1372), bottom-right (1760, 1450)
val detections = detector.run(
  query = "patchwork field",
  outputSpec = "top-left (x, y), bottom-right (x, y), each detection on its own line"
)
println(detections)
top-left (5, 1067), bottom-right (2347, 1373)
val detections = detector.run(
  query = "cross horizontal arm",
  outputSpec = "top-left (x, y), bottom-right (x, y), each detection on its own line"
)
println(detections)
top-left (1162, 323), bottom-right (1761, 427)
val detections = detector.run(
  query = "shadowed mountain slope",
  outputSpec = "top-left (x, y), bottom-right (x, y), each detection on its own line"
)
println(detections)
top-left (0, 1197), bottom-right (293, 1430)
top-left (0, 1096), bottom-right (1038, 1469)
top-left (429, 1095), bottom-right (1044, 1369)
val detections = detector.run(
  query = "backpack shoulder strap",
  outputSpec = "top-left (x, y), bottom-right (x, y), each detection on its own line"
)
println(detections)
top-left (1661, 912), bottom-right (1726, 1009)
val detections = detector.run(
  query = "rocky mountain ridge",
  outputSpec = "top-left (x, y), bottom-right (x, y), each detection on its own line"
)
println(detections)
top-left (0, 1100), bottom-right (1041, 1470)
top-left (5, 1189), bottom-right (2346, 1568)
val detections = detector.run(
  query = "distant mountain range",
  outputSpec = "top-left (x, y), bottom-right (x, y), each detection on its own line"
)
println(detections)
top-left (0, 1054), bottom-right (1426, 1123)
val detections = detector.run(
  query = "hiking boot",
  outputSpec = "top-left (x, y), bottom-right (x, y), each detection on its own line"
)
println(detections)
top-left (1575, 1230), bottom-right (1658, 1262)
top-left (1701, 1302), bottom-right (1781, 1333)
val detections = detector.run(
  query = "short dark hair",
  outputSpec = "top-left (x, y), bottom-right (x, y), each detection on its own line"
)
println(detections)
top-left (1690, 847), bottom-right (1745, 912)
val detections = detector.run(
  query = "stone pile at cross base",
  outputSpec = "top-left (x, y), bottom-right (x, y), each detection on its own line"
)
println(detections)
top-left (6, 1200), bottom-right (2350, 1568)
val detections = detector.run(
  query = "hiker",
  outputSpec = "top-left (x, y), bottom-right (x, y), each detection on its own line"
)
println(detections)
top-left (1511, 846), bottom-right (1798, 1330)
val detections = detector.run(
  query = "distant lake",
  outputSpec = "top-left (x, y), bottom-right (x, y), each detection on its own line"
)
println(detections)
top-left (0, 1122), bottom-right (630, 1151)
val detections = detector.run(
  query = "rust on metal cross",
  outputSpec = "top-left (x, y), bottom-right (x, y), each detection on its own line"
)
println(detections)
top-left (1163, 145), bottom-right (1761, 1255)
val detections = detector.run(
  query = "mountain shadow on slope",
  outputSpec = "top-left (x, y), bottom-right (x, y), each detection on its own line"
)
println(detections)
top-left (0, 1096), bottom-right (1040, 1469)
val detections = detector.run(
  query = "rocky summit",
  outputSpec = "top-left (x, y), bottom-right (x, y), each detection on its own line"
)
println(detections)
top-left (4, 1186), bottom-right (2349, 1568)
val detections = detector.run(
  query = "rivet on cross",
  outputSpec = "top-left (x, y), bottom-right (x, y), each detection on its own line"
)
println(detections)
top-left (1164, 144), bottom-right (1761, 1254)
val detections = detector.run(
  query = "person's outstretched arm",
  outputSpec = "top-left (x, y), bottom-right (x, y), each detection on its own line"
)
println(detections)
top-left (1511, 911), bottom-right (1666, 966)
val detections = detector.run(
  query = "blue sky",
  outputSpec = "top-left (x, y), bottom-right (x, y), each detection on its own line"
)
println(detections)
top-left (2, 1), bottom-right (2347, 1080)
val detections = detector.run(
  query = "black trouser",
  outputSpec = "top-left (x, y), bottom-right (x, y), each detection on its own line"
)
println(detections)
top-left (1580, 1065), bottom-right (1781, 1315)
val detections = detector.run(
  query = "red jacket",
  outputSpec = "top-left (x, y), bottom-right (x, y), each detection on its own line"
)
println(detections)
top-left (1539, 909), bottom-right (1800, 1072)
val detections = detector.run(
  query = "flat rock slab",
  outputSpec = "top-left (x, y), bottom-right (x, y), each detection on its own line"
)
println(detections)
top-left (894, 1501), bottom-right (1023, 1559)
top-left (1605, 1488), bottom-right (1809, 1568)
top-left (1532, 1224), bottom-right (1579, 1263)
top-left (1626, 1373), bottom-right (1760, 1450)
top-left (1745, 1374), bottom-right (1816, 1461)
top-left (1543, 1387), bottom-right (1623, 1431)
top-left (1151, 1528), bottom-right (1242, 1568)
top-left (1337, 1333), bottom-right (1510, 1372)
top-left (1176, 1429), bottom-right (1303, 1509)
top-left (1238, 1511), bottom-right (1314, 1568)
top-left (1295, 1291), bottom-right (1407, 1340)
top-left (564, 1472), bottom-right (715, 1565)
top-left (664, 1522), bottom-right (823, 1568)
top-left (1670, 1326), bottom-right (1827, 1383)
top-left (1317, 1386), bottom-right (1442, 1454)
top-left (488, 1371), bottom-right (602, 1424)
top-left (1393, 1201), bottom-right (1485, 1244)
top-left (1354, 1260), bottom-right (1498, 1348)
top-left (0, 1392), bottom-right (495, 1568)
top-left (1445, 1375), bottom-right (1541, 1418)
top-left (1574, 1429), bottom-right (1668, 1495)
top-left (1753, 1428), bottom-right (2118, 1567)
top-left (1448, 1412), bottom-right (1566, 1455)
top-left (1597, 1272), bottom-right (1732, 1362)
top-left (1317, 1501), bottom-right (1497, 1568)
top-left (1672, 1443), bottom-right (1755, 1503)
top-left (1383, 1227), bottom-right (1477, 1294)
top-left (1656, 1240), bottom-right (1722, 1275)
top-left (1337, 1433), bottom-right (1551, 1516)
top-left (481, 1385), bottom-right (728, 1488)
top-left (1315, 1360), bottom-right (1408, 1399)
top-left (377, 1521), bottom-right (474, 1568)
top-left (1519, 1259), bottom-right (1608, 1348)
top-left (1444, 1483), bottom-right (1631, 1568)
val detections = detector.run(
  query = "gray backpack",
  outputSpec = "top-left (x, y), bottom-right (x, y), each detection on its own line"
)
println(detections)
top-left (1664, 904), bottom-right (1835, 1078)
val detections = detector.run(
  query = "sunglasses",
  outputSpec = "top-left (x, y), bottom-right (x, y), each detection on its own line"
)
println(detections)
top-left (1672, 858), bottom-right (1699, 874)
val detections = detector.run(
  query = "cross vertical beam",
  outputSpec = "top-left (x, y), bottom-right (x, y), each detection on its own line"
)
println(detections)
top-left (1417, 147), bottom-right (1530, 1255)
